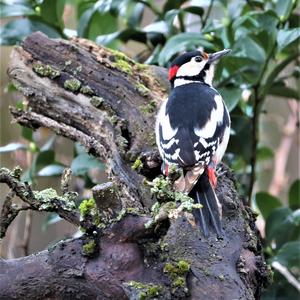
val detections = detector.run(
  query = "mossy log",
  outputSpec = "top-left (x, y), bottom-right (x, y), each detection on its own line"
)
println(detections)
top-left (0, 32), bottom-right (270, 300)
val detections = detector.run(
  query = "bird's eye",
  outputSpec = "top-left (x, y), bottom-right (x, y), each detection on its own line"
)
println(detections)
top-left (194, 56), bottom-right (202, 62)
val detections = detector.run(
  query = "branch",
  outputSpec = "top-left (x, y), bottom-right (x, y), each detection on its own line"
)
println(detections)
top-left (0, 167), bottom-right (80, 238)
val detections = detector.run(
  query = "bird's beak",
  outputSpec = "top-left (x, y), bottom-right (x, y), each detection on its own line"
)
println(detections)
top-left (208, 49), bottom-right (231, 63)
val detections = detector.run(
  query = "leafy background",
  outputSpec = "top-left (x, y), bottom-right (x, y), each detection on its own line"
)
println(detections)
top-left (0, 0), bottom-right (299, 299)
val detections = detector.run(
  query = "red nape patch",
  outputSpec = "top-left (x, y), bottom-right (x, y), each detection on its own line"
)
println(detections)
top-left (168, 65), bottom-right (179, 81)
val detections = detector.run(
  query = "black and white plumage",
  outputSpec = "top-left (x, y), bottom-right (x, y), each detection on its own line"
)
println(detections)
top-left (155, 49), bottom-right (231, 236)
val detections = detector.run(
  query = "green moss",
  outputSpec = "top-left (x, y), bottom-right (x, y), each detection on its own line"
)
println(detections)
top-left (82, 240), bottom-right (96, 256)
top-left (132, 158), bottom-right (143, 171)
top-left (159, 241), bottom-right (169, 252)
top-left (35, 188), bottom-right (58, 200)
top-left (80, 85), bottom-right (94, 95)
top-left (136, 62), bottom-right (149, 72)
top-left (33, 63), bottom-right (60, 79)
top-left (90, 96), bottom-right (104, 108)
top-left (141, 100), bottom-right (156, 114)
top-left (150, 176), bottom-right (173, 199)
top-left (136, 83), bottom-right (150, 97)
top-left (114, 207), bottom-right (142, 223)
top-left (126, 207), bottom-right (140, 214)
top-left (113, 59), bottom-right (133, 75)
top-left (163, 260), bottom-right (190, 292)
top-left (79, 199), bottom-right (96, 216)
top-left (64, 78), bottom-right (81, 92)
top-left (108, 49), bottom-right (134, 75)
top-left (34, 188), bottom-right (76, 211)
top-left (177, 260), bottom-right (191, 273)
top-left (173, 276), bottom-right (185, 287)
top-left (79, 198), bottom-right (101, 226)
top-left (150, 176), bottom-right (195, 206)
top-left (125, 281), bottom-right (163, 299)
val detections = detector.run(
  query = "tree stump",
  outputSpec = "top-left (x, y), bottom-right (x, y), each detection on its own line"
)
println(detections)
top-left (0, 32), bottom-right (270, 300)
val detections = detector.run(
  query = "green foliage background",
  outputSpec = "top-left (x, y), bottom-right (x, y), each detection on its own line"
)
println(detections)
top-left (0, 0), bottom-right (299, 299)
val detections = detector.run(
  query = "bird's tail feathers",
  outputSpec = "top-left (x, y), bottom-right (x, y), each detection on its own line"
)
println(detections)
top-left (174, 165), bottom-right (203, 194)
top-left (191, 173), bottom-right (223, 237)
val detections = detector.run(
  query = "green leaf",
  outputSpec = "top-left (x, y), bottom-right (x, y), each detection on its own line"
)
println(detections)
top-left (21, 127), bottom-right (33, 142)
top-left (265, 207), bottom-right (292, 246)
top-left (74, 142), bottom-right (86, 155)
top-left (126, 2), bottom-right (144, 28)
top-left (268, 81), bottom-right (299, 100)
top-left (0, 18), bottom-right (61, 45)
top-left (271, 241), bottom-right (300, 269)
top-left (289, 179), bottom-right (300, 210)
top-left (182, 6), bottom-right (204, 17)
top-left (234, 36), bottom-right (265, 63)
top-left (77, 6), bottom-right (94, 37)
top-left (277, 28), bottom-right (300, 52)
top-left (77, 6), bottom-right (118, 41)
top-left (0, 3), bottom-right (35, 18)
top-left (33, 150), bottom-right (55, 174)
top-left (71, 153), bottom-right (104, 176)
top-left (252, 10), bottom-right (279, 32)
top-left (96, 28), bottom-right (147, 46)
top-left (158, 33), bottom-right (214, 66)
top-left (265, 207), bottom-right (300, 249)
top-left (260, 52), bottom-right (299, 98)
top-left (255, 192), bottom-right (282, 220)
top-left (257, 146), bottom-right (274, 161)
top-left (38, 164), bottom-right (65, 177)
top-left (222, 56), bottom-right (262, 84)
top-left (218, 87), bottom-right (241, 112)
top-left (163, 0), bottom-right (189, 13)
top-left (40, 136), bottom-right (56, 152)
top-left (0, 143), bottom-right (27, 153)
top-left (40, 0), bottom-right (66, 29)
top-left (143, 21), bottom-right (168, 34)
top-left (275, 0), bottom-right (294, 21)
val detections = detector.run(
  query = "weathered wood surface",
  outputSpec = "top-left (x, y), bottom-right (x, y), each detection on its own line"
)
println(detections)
top-left (0, 32), bottom-right (270, 300)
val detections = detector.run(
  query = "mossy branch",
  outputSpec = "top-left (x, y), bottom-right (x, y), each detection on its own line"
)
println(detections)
top-left (0, 167), bottom-right (80, 237)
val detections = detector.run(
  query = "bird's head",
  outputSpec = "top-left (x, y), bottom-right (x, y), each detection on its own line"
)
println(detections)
top-left (168, 49), bottom-right (231, 87)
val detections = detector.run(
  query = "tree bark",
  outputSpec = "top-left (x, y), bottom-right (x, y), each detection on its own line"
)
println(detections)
top-left (0, 32), bottom-right (270, 300)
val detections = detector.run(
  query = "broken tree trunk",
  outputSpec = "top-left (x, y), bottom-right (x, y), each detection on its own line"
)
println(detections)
top-left (0, 32), bottom-right (270, 300)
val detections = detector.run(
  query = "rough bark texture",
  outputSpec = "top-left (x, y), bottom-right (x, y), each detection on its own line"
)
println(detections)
top-left (0, 32), bottom-right (270, 300)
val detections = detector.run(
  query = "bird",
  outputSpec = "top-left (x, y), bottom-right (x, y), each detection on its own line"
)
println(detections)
top-left (155, 49), bottom-right (231, 237)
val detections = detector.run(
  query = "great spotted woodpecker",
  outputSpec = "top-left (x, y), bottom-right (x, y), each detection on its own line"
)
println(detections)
top-left (156, 49), bottom-right (231, 236)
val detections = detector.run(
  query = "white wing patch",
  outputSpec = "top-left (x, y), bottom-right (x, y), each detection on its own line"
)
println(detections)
top-left (194, 95), bottom-right (224, 139)
top-left (156, 100), bottom-right (178, 141)
top-left (214, 125), bottom-right (230, 164)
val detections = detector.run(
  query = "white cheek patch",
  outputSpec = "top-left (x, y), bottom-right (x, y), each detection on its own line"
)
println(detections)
top-left (204, 65), bottom-right (214, 86)
top-left (194, 95), bottom-right (224, 139)
top-left (176, 60), bottom-right (207, 77)
top-left (174, 79), bottom-right (199, 87)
